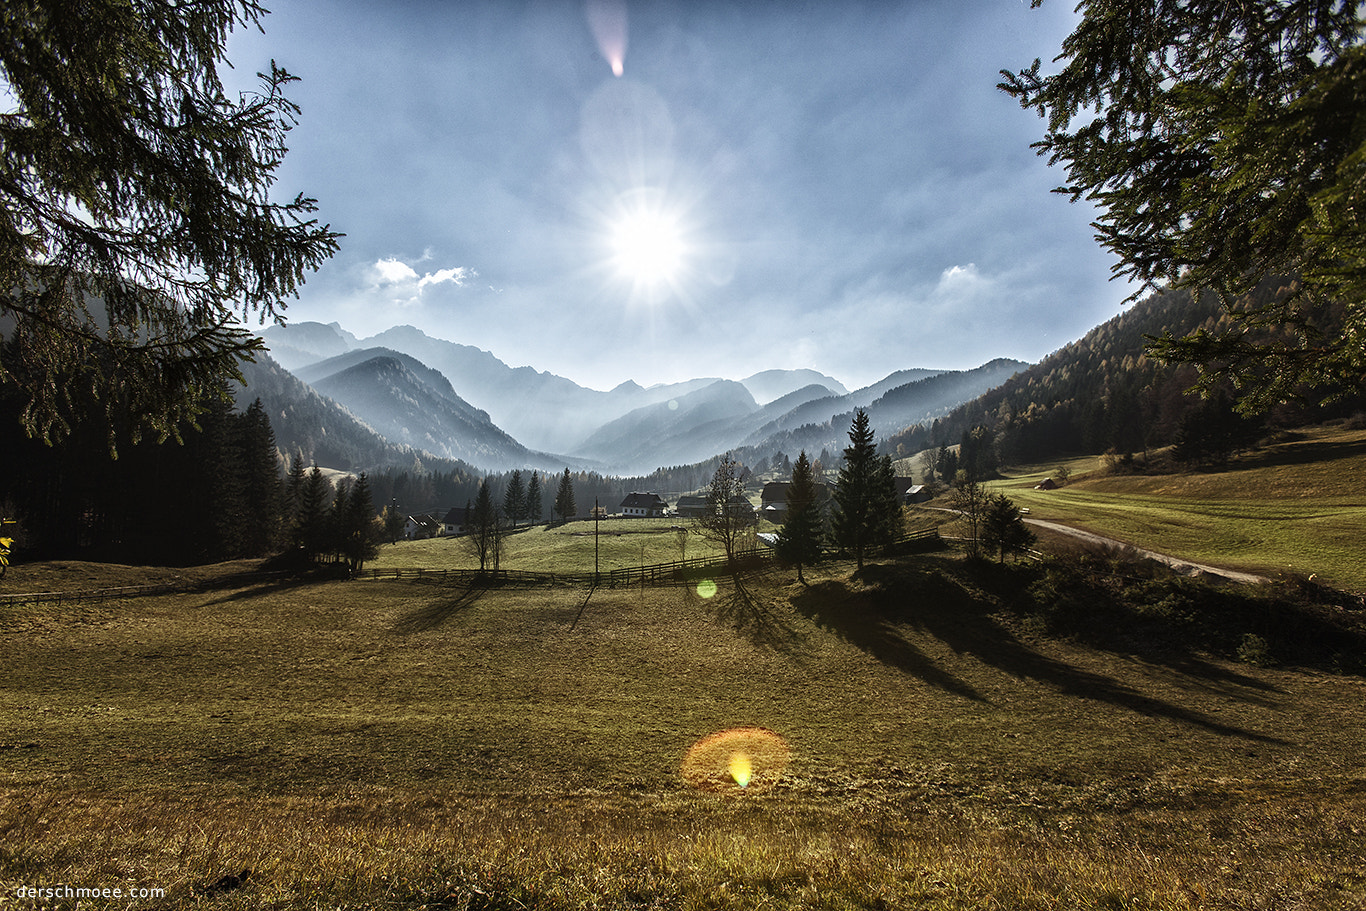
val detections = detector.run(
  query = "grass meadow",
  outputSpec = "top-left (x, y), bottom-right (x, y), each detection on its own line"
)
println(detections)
top-left (369, 516), bottom-right (742, 574)
top-left (991, 425), bottom-right (1366, 592)
top-left (2, 545), bottom-right (1366, 908)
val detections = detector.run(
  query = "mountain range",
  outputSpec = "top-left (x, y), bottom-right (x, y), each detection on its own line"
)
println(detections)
top-left (243, 321), bottom-right (1026, 476)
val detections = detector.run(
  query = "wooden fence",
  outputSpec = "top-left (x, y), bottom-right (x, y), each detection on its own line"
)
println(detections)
top-left (353, 548), bottom-right (775, 589)
top-left (355, 528), bottom-right (941, 589)
top-left (0, 582), bottom-right (190, 607)
top-left (0, 570), bottom-right (290, 608)
top-left (0, 529), bottom-right (941, 605)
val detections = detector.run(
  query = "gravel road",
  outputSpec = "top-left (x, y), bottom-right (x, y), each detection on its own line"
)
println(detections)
top-left (1024, 518), bottom-right (1268, 585)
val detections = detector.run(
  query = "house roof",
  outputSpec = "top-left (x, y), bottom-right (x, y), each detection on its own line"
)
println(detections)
top-left (620, 492), bottom-right (668, 509)
top-left (441, 506), bottom-right (470, 525)
top-left (761, 481), bottom-right (791, 502)
top-left (760, 479), bottom-right (831, 504)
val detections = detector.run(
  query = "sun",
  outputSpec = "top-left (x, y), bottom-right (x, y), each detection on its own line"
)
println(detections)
top-left (610, 209), bottom-right (685, 286)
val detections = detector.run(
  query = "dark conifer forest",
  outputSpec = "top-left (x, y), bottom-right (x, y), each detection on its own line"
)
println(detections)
top-left (2, 391), bottom-right (283, 563)
top-left (885, 284), bottom-right (1366, 474)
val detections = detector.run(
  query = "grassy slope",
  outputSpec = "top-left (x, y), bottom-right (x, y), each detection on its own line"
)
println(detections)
top-left (2, 556), bottom-right (1364, 908)
top-left (992, 425), bottom-right (1366, 591)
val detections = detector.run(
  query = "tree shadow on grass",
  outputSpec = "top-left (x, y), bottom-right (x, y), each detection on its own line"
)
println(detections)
top-left (392, 586), bottom-right (486, 635)
top-left (962, 555), bottom-right (1359, 684)
top-left (569, 584), bottom-right (597, 631)
top-left (705, 568), bottom-right (808, 656)
top-left (1230, 434), bottom-right (1366, 471)
top-left (791, 573), bottom-right (986, 702)
top-left (196, 574), bottom-right (326, 606)
top-left (796, 562), bottom-right (1288, 743)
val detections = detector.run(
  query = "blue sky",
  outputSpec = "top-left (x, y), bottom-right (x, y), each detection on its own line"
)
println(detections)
top-left (226, 1), bottom-right (1133, 392)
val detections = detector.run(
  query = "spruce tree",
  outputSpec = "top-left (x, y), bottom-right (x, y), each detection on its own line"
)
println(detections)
top-left (554, 468), bottom-right (576, 524)
top-left (328, 478), bottom-right (351, 565)
top-left (199, 391), bottom-right (245, 561)
top-left (284, 454), bottom-right (307, 540)
top-left (343, 472), bottom-right (379, 574)
top-left (981, 493), bottom-right (1035, 563)
top-left (1001, 0), bottom-right (1366, 411)
top-left (239, 399), bottom-right (282, 556)
top-left (503, 470), bottom-right (525, 527)
top-left (382, 503), bottom-right (405, 544)
top-left (831, 410), bottom-right (901, 570)
top-left (526, 472), bottom-right (543, 525)
top-left (298, 464), bottom-right (330, 562)
top-left (0, 0), bottom-right (339, 447)
top-left (775, 450), bottom-right (823, 583)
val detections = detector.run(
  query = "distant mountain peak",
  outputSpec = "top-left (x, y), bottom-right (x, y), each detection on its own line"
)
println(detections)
top-left (741, 368), bottom-right (848, 404)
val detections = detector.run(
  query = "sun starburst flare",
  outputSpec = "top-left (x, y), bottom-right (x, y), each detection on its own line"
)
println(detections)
top-left (611, 208), bottom-right (685, 286)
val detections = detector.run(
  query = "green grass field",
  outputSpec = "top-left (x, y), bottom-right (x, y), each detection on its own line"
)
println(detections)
top-left (992, 426), bottom-right (1366, 591)
top-left (370, 517), bottom-right (747, 574)
top-left (2, 551), bottom-right (1365, 909)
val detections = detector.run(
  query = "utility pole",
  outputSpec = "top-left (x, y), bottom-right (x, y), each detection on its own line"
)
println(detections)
top-left (594, 497), bottom-right (600, 585)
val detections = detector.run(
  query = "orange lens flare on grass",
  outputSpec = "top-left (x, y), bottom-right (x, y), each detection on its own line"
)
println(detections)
top-left (682, 728), bottom-right (790, 793)
top-left (728, 751), bottom-right (752, 788)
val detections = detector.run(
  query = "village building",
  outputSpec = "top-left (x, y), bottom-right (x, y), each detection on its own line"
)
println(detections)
top-left (403, 514), bottom-right (443, 540)
top-left (675, 495), bottom-right (709, 518)
top-left (441, 506), bottom-right (470, 536)
top-left (760, 481), bottom-right (791, 518)
top-left (619, 492), bottom-right (669, 517)
top-left (904, 484), bottom-right (932, 504)
top-left (759, 479), bottom-right (833, 519)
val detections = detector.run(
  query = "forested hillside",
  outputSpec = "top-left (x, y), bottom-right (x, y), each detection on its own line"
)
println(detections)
top-left (0, 392), bottom-right (284, 563)
top-left (738, 359), bottom-right (1028, 467)
top-left (886, 284), bottom-right (1366, 470)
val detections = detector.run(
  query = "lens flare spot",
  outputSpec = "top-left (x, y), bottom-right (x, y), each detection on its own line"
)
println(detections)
top-left (729, 751), bottom-right (752, 788)
top-left (586, 0), bottom-right (627, 78)
top-left (667, 399), bottom-right (679, 410)
top-left (682, 728), bottom-right (790, 793)
top-left (696, 579), bottom-right (717, 599)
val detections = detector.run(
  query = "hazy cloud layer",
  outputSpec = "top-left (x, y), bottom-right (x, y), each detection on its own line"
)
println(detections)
top-left (227, 1), bottom-right (1132, 391)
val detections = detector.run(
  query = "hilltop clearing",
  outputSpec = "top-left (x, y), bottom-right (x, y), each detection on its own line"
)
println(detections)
top-left (981, 425), bottom-right (1366, 592)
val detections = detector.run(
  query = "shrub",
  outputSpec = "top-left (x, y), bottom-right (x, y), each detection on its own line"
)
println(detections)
top-left (1236, 633), bottom-right (1274, 666)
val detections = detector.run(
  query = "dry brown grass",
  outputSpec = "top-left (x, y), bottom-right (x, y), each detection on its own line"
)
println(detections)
top-left (2, 557), bottom-right (1364, 908)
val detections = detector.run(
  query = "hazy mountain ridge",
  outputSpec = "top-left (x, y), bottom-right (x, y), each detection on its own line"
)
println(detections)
top-left (231, 351), bottom-right (462, 474)
top-left (310, 355), bottom-right (548, 470)
top-left (733, 358), bottom-right (1029, 464)
top-left (298, 347), bottom-right (491, 422)
top-left (741, 369), bottom-right (848, 404)
top-left (574, 380), bottom-right (761, 472)
top-left (262, 322), bottom-right (868, 451)
top-left (258, 321), bottom-right (359, 371)
top-left (253, 321), bottom-right (1025, 475)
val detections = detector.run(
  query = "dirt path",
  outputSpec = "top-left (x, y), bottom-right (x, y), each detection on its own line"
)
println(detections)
top-left (1024, 518), bottom-right (1268, 585)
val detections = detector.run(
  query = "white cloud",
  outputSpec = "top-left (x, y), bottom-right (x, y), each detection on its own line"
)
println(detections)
top-left (373, 257), bottom-right (419, 286)
top-left (419, 266), bottom-right (474, 289)
top-left (368, 257), bottom-right (477, 305)
top-left (936, 262), bottom-right (983, 290)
